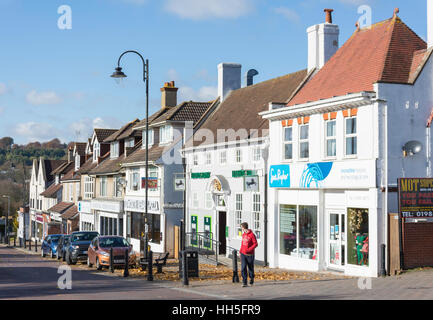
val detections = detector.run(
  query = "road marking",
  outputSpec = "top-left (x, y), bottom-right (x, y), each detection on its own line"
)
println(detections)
top-left (164, 285), bottom-right (232, 300)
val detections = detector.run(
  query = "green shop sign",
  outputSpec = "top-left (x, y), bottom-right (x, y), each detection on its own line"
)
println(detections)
top-left (232, 170), bottom-right (257, 178)
top-left (191, 172), bottom-right (211, 179)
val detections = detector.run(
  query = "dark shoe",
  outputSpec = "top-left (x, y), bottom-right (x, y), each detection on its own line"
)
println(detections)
top-left (242, 283), bottom-right (248, 287)
top-left (249, 280), bottom-right (254, 285)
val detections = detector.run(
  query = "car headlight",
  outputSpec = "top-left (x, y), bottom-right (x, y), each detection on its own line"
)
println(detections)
top-left (100, 251), bottom-right (110, 257)
top-left (73, 245), bottom-right (80, 250)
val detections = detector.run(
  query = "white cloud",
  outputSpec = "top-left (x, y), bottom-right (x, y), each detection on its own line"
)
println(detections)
top-left (13, 122), bottom-right (62, 143)
top-left (164, 0), bottom-right (254, 20)
top-left (26, 90), bottom-right (62, 105)
top-left (178, 86), bottom-right (218, 102)
top-left (272, 7), bottom-right (300, 23)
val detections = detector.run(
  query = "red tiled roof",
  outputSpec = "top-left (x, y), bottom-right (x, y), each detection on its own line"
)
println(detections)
top-left (288, 16), bottom-right (428, 106)
top-left (62, 205), bottom-right (79, 220)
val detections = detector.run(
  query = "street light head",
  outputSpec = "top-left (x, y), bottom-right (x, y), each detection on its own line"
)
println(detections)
top-left (111, 67), bottom-right (127, 84)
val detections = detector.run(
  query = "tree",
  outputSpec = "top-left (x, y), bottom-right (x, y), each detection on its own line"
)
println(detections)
top-left (0, 137), bottom-right (14, 150)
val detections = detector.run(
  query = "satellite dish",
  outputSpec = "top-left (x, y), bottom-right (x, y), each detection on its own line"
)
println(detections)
top-left (402, 140), bottom-right (423, 156)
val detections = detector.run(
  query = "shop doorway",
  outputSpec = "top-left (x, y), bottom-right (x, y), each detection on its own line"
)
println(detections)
top-left (218, 211), bottom-right (227, 255)
top-left (328, 211), bottom-right (346, 269)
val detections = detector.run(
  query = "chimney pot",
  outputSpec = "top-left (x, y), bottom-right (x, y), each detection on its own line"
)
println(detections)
top-left (324, 8), bottom-right (333, 24)
top-left (160, 81), bottom-right (178, 108)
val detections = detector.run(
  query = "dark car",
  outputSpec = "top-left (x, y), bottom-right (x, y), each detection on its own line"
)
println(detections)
top-left (41, 234), bottom-right (63, 258)
top-left (87, 236), bottom-right (136, 270)
top-left (56, 235), bottom-right (71, 261)
top-left (65, 231), bottom-right (99, 265)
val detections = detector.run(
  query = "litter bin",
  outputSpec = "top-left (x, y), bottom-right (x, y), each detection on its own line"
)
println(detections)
top-left (179, 250), bottom-right (199, 278)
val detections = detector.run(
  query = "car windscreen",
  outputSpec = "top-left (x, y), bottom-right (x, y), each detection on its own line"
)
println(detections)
top-left (51, 235), bottom-right (61, 242)
top-left (71, 233), bottom-right (98, 242)
top-left (99, 237), bottom-right (129, 248)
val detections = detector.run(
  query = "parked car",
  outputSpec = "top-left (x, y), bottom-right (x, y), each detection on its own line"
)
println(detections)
top-left (87, 236), bottom-right (136, 270)
top-left (56, 234), bottom-right (71, 261)
top-left (41, 234), bottom-right (63, 258)
top-left (65, 231), bottom-right (99, 265)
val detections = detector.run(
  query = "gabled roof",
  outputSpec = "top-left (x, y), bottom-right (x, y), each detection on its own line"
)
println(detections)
top-left (62, 205), bottom-right (79, 220)
top-left (288, 15), bottom-right (429, 107)
top-left (94, 129), bottom-right (118, 143)
top-left (73, 142), bottom-right (87, 157)
top-left (150, 101), bottom-right (216, 125)
top-left (191, 69), bottom-right (309, 147)
top-left (40, 183), bottom-right (62, 198)
top-left (42, 159), bottom-right (68, 183)
top-left (122, 145), bottom-right (167, 165)
top-left (104, 119), bottom-right (141, 143)
top-left (48, 202), bottom-right (74, 214)
top-left (77, 157), bottom-right (98, 175)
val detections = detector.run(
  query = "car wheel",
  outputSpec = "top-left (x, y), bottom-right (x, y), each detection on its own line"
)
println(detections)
top-left (51, 250), bottom-right (55, 259)
top-left (66, 252), bottom-right (72, 265)
top-left (96, 257), bottom-right (102, 271)
top-left (87, 257), bottom-right (93, 268)
top-left (56, 251), bottom-right (60, 260)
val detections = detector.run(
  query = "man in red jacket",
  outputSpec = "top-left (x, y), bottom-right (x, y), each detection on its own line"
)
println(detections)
top-left (239, 222), bottom-right (258, 287)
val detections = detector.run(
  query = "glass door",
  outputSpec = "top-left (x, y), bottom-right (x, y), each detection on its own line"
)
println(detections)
top-left (328, 212), bottom-right (346, 268)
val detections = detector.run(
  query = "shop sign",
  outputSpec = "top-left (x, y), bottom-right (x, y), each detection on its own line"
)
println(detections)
top-left (398, 178), bottom-right (433, 219)
top-left (142, 178), bottom-right (158, 190)
top-left (124, 198), bottom-right (160, 213)
top-left (191, 172), bottom-right (211, 179)
top-left (174, 178), bottom-right (185, 191)
top-left (244, 176), bottom-right (259, 192)
top-left (232, 170), bottom-right (257, 178)
top-left (91, 200), bottom-right (123, 213)
top-left (269, 165), bottom-right (290, 188)
top-left (163, 203), bottom-right (184, 209)
top-left (36, 212), bottom-right (43, 223)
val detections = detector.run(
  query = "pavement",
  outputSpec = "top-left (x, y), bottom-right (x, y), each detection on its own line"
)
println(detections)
top-left (2, 244), bottom-right (433, 300)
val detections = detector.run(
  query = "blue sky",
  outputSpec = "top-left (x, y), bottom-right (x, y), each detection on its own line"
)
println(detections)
top-left (0, 0), bottom-right (428, 144)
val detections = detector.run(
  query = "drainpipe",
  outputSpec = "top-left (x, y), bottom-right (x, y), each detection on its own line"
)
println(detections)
top-left (382, 103), bottom-right (388, 276)
top-left (263, 138), bottom-right (270, 267)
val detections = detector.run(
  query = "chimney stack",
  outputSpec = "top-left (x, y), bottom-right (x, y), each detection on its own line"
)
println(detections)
top-left (428, 0), bottom-right (433, 48)
top-left (307, 9), bottom-right (340, 72)
top-left (218, 63), bottom-right (241, 101)
top-left (160, 81), bottom-right (178, 108)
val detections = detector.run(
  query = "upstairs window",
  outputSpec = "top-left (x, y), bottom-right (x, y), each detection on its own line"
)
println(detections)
top-left (129, 169), bottom-right (140, 191)
top-left (205, 152), bottom-right (212, 166)
top-left (159, 125), bottom-right (173, 144)
top-left (345, 117), bottom-right (357, 156)
top-left (299, 124), bottom-right (309, 160)
top-left (193, 153), bottom-right (199, 166)
top-left (100, 177), bottom-right (107, 197)
top-left (75, 155), bottom-right (80, 171)
top-left (93, 142), bottom-right (100, 162)
top-left (253, 148), bottom-right (261, 162)
top-left (84, 176), bottom-right (94, 199)
top-left (235, 149), bottom-right (242, 163)
top-left (142, 129), bottom-right (154, 148)
top-left (220, 150), bottom-right (227, 165)
top-left (125, 138), bottom-right (135, 148)
top-left (284, 127), bottom-right (293, 160)
top-left (110, 142), bottom-right (119, 158)
top-left (326, 120), bottom-right (337, 158)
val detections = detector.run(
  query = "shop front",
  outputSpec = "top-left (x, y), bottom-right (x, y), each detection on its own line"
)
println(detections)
top-left (270, 160), bottom-right (378, 277)
top-left (124, 196), bottom-right (164, 254)
top-left (78, 200), bottom-right (95, 231)
top-left (91, 199), bottom-right (124, 237)
top-left (35, 212), bottom-right (44, 241)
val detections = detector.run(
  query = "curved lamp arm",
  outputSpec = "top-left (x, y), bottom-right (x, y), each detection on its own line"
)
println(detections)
top-left (117, 50), bottom-right (149, 83)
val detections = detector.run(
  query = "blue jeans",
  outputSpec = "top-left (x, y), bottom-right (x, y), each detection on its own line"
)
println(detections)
top-left (241, 253), bottom-right (255, 284)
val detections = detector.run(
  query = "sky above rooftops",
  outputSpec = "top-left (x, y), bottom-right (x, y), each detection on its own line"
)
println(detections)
top-left (0, 0), bottom-right (428, 144)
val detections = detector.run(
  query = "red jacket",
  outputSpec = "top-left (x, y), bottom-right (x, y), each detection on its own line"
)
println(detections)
top-left (240, 229), bottom-right (258, 255)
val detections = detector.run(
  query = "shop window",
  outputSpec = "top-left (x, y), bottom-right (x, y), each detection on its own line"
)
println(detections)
top-left (347, 208), bottom-right (369, 266)
top-left (345, 117), bottom-right (357, 156)
top-left (235, 193), bottom-right (243, 237)
top-left (253, 193), bottom-right (261, 240)
top-left (131, 212), bottom-right (142, 239)
top-left (284, 127), bottom-right (293, 160)
top-left (280, 205), bottom-right (318, 260)
top-left (280, 205), bottom-right (297, 256)
top-left (147, 214), bottom-right (161, 244)
top-left (325, 120), bottom-right (337, 157)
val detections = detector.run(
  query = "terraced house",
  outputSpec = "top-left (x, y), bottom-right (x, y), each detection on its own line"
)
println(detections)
top-left (122, 81), bottom-right (218, 255)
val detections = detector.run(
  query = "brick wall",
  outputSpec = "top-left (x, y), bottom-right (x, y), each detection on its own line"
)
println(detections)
top-left (403, 222), bottom-right (433, 269)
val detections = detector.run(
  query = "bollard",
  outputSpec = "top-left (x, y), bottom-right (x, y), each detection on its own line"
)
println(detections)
top-left (24, 238), bottom-right (26, 249)
top-left (35, 239), bottom-right (38, 252)
top-left (182, 251), bottom-right (189, 286)
top-left (380, 244), bottom-right (387, 277)
top-left (29, 239), bottom-right (32, 251)
top-left (147, 250), bottom-right (153, 281)
top-left (123, 248), bottom-right (129, 278)
top-left (110, 247), bottom-right (114, 273)
top-left (232, 249), bottom-right (240, 283)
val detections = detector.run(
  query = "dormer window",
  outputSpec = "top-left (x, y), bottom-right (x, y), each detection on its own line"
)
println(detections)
top-left (75, 155), bottom-right (80, 171)
top-left (142, 129), bottom-right (154, 148)
top-left (110, 141), bottom-right (119, 158)
top-left (125, 138), bottom-right (135, 148)
top-left (159, 125), bottom-right (173, 144)
top-left (93, 142), bottom-right (100, 162)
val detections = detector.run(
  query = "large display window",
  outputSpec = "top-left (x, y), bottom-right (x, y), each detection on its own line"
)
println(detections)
top-left (280, 205), bottom-right (318, 260)
top-left (347, 208), bottom-right (369, 266)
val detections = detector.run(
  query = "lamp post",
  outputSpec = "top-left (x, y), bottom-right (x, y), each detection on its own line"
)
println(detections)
top-left (2, 195), bottom-right (10, 245)
top-left (111, 51), bottom-right (150, 259)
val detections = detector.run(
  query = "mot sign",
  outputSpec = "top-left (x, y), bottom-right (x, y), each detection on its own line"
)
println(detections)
top-left (398, 178), bottom-right (433, 218)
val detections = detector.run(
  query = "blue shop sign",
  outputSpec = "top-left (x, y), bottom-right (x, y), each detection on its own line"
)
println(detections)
top-left (269, 165), bottom-right (290, 188)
